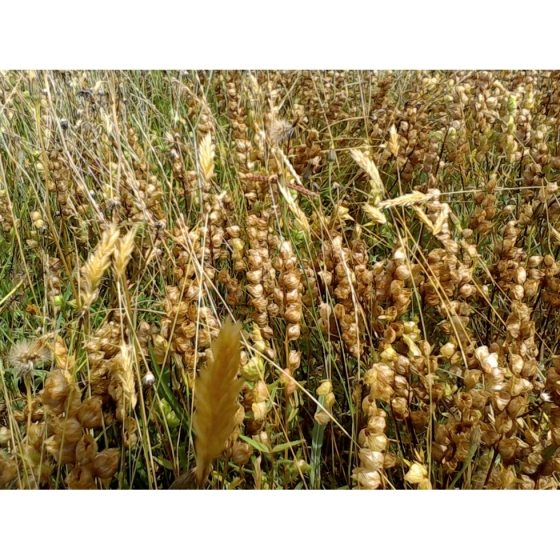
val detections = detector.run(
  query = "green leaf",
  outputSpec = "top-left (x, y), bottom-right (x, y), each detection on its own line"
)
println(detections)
top-left (153, 456), bottom-right (175, 470)
top-left (271, 439), bottom-right (305, 454)
top-left (239, 434), bottom-right (269, 454)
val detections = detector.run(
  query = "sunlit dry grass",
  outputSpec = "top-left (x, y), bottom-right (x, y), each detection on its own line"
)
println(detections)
top-left (1, 70), bottom-right (560, 489)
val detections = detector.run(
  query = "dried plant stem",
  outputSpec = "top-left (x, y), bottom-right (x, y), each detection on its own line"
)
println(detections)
top-left (246, 174), bottom-right (320, 198)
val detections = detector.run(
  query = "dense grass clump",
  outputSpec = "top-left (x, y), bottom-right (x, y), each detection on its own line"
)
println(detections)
top-left (1, 70), bottom-right (560, 489)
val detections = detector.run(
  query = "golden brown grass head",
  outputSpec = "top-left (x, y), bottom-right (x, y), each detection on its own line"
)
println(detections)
top-left (192, 317), bottom-right (244, 488)
top-left (113, 227), bottom-right (138, 279)
top-left (198, 133), bottom-right (215, 184)
top-left (81, 222), bottom-right (120, 308)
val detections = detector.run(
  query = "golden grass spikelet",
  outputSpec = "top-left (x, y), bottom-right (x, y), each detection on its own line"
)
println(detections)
top-left (198, 133), bottom-right (215, 183)
top-left (412, 205), bottom-right (435, 231)
top-left (277, 180), bottom-right (311, 233)
top-left (113, 227), bottom-right (138, 279)
top-left (81, 222), bottom-right (119, 308)
top-left (117, 343), bottom-right (137, 411)
top-left (192, 317), bottom-right (244, 488)
top-left (8, 338), bottom-right (52, 377)
top-left (350, 148), bottom-right (384, 196)
top-left (377, 191), bottom-right (431, 209)
top-left (388, 124), bottom-right (399, 157)
top-left (362, 202), bottom-right (387, 225)
top-left (432, 205), bottom-right (449, 236)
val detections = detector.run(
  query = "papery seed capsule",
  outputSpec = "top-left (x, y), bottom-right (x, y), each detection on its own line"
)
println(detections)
top-left (404, 463), bottom-right (428, 484)
top-left (77, 396), bottom-right (103, 429)
top-left (359, 449), bottom-right (384, 472)
top-left (284, 288), bottom-right (300, 304)
top-left (366, 432), bottom-right (388, 452)
top-left (367, 415), bottom-right (386, 434)
top-left (231, 441), bottom-right (253, 466)
top-left (440, 342), bottom-right (456, 358)
top-left (67, 465), bottom-right (96, 489)
top-left (455, 392), bottom-right (473, 411)
top-left (391, 397), bottom-right (409, 419)
top-left (286, 323), bottom-right (301, 341)
top-left (40, 371), bottom-right (70, 415)
top-left (55, 418), bottom-right (83, 444)
top-left (0, 427), bottom-right (11, 446)
top-left (281, 273), bottom-right (300, 291)
top-left (394, 265), bottom-right (411, 280)
top-left (288, 350), bottom-right (301, 371)
top-left (507, 395), bottom-right (528, 418)
top-left (492, 390), bottom-right (511, 412)
top-left (410, 410), bottom-right (428, 431)
top-left (75, 434), bottom-right (98, 465)
top-left (246, 269), bottom-right (263, 284)
top-left (93, 448), bottom-right (120, 479)
top-left (284, 305), bottom-right (302, 324)
top-left (246, 283), bottom-right (264, 298)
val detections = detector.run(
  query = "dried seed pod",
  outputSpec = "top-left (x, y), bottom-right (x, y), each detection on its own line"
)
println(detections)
top-left (431, 442), bottom-right (449, 462)
top-left (0, 427), bottom-right (11, 446)
top-left (284, 304), bottom-right (303, 324)
top-left (366, 433), bottom-right (388, 452)
top-left (231, 441), bottom-right (253, 466)
top-left (353, 469), bottom-right (382, 490)
top-left (67, 465), bottom-right (96, 489)
top-left (45, 436), bottom-right (77, 465)
top-left (76, 434), bottom-right (98, 465)
top-left (93, 448), bottom-right (120, 479)
top-left (498, 438), bottom-right (518, 465)
top-left (288, 350), bottom-right (301, 371)
top-left (391, 397), bottom-right (409, 419)
top-left (358, 449), bottom-right (384, 472)
top-left (404, 463), bottom-right (428, 485)
top-left (280, 368), bottom-right (297, 395)
top-left (0, 457), bottom-right (17, 488)
top-left (40, 371), bottom-right (70, 415)
top-left (367, 415), bottom-right (386, 434)
top-left (492, 390), bottom-right (511, 412)
top-left (286, 323), bottom-right (301, 341)
top-left (507, 395), bottom-right (528, 418)
top-left (65, 386), bottom-right (83, 418)
top-left (383, 453), bottom-right (397, 469)
top-left (77, 396), bottom-right (104, 429)
top-left (281, 273), bottom-right (300, 291)
top-left (410, 410), bottom-right (428, 431)
top-left (55, 418), bottom-right (83, 444)
top-left (495, 413), bottom-right (513, 435)
top-left (455, 392), bottom-right (473, 411)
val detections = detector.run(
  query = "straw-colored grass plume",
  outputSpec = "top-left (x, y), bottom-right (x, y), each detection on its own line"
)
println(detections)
top-left (81, 222), bottom-right (120, 308)
top-left (350, 148), bottom-right (385, 198)
top-left (117, 343), bottom-right (137, 411)
top-left (198, 133), bottom-right (215, 184)
top-left (192, 317), bottom-right (244, 488)
top-left (113, 227), bottom-right (138, 279)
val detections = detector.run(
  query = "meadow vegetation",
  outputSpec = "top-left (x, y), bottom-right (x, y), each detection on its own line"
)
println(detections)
top-left (1, 70), bottom-right (560, 489)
